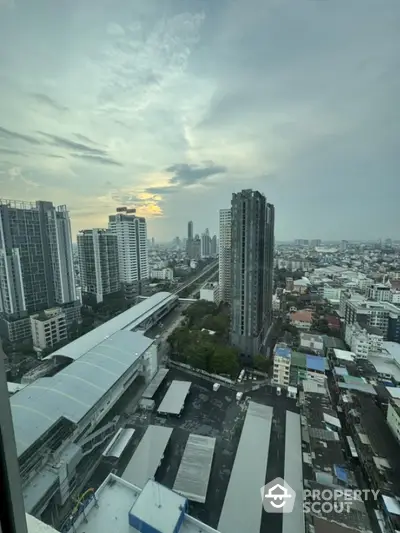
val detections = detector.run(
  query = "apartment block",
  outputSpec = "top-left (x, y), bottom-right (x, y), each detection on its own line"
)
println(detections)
top-left (345, 322), bottom-right (384, 358)
top-left (77, 229), bottom-right (120, 305)
top-left (273, 345), bottom-right (291, 387)
top-left (218, 208), bottom-right (231, 303)
top-left (0, 199), bottom-right (79, 343)
top-left (30, 307), bottom-right (67, 357)
top-left (344, 297), bottom-right (400, 342)
top-left (230, 190), bottom-right (274, 356)
top-left (108, 207), bottom-right (149, 298)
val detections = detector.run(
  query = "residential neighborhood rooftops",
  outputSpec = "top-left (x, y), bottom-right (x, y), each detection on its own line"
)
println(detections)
top-left (306, 355), bottom-right (326, 373)
top-left (291, 352), bottom-right (307, 368)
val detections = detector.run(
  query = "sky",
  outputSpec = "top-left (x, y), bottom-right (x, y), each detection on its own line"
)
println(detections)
top-left (0, 0), bottom-right (399, 242)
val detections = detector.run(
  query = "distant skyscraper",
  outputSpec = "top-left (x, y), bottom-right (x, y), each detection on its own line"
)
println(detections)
top-left (219, 209), bottom-right (232, 303)
top-left (187, 221), bottom-right (194, 257)
top-left (230, 190), bottom-right (274, 356)
top-left (201, 228), bottom-right (211, 258)
top-left (0, 199), bottom-right (79, 342)
top-left (108, 207), bottom-right (149, 298)
top-left (77, 229), bottom-right (120, 304)
top-left (188, 221), bottom-right (193, 241)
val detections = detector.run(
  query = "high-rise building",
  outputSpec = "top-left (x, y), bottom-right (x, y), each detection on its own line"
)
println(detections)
top-left (201, 228), bottom-right (211, 258)
top-left (108, 207), bottom-right (149, 298)
top-left (0, 199), bottom-right (80, 343)
top-left (188, 220), bottom-right (193, 241)
top-left (77, 229), bottom-right (120, 305)
top-left (230, 190), bottom-right (274, 356)
top-left (219, 209), bottom-right (232, 303)
top-left (187, 220), bottom-right (194, 257)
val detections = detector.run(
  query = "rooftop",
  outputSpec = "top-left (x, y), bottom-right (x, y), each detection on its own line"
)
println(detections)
top-left (306, 354), bottom-right (326, 373)
top-left (218, 402), bottom-right (273, 533)
top-left (333, 348), bottom-right (355, 362)
top-left (274, 345), bottom-right (292, 359)
top-left (11, 330), bottom-right (153, 457)
top-left (122, 425), bottom-right (173, 489)
top-left (291, 351), bottom-right (307, 369)
top-left (157, 380), bottom-right (192, 415)
top-left (142, 368), bottom-right (169, 399)
top-left (66, 474), bottom-right (219, 533)
top-left (368, 355), bottom-right (400, 382)
top-left (173, 434), bottom-right (216, 503)
top-left (290, 310), bottom-right (313, 323)
top-left (47, 292), bottom-right (176, 361)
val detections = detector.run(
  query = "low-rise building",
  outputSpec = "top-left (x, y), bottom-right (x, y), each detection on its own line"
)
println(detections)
top-left (293, 278), bottom-right (310, 294)
top-left (290, 351), bottom-right (307, 386)
top-left (345, 322), bottom-right (384, 358)
top-left (200, 282), bottom-right (220, 304)
top-left (323, 285), bottom-right (342, 301)
top-left (306, 354), bottom-right (327, 382)
top-left (150, 267), bottom-right (174, 281)
top-left (299, 332), bottom-right (324, 354)
top-left (30, 307), bottom-right (67, 357)
top-left (290, 309), bottom-right (313, 330)
top-left (273, 344), bottom-right (291, 387)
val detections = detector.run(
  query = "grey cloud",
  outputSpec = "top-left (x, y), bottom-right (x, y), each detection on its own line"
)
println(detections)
top-left (0, 147), bottom-right (26, 156)
top-left (166, 162), bottom-right (227, 185)
top-left (30, 93), bottom-right (68, 112)
top-left (0, 125), bottom-right (41, 145)
top-left (71, 154), bottom-right (123, 167)
top-left (38, 132), bottom-right (107, 156)
top-left (73, 133), bottom-right (100, 145)
top-left (145, 162), bottom-right (227, 195)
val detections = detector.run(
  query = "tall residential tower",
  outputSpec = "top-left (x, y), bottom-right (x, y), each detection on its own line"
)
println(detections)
top-left (230, 190), bottom-right (274, 356)
top-left (0, 199), bottom-right (79, 342)
top-left (218, 209), bottom-right (232, 303)
top-left (108, 207), bottom-right (149, 298)
top-left (77, 229), bottom-right (120, 305)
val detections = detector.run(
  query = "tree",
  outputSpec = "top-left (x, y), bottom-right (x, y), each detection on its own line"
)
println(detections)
top-left (186, 331), bottom-right (214, 370)
top-left (183, 301), bottom-right (218, 327)
top-left (209, 346), bottom-right (239, 378)
top-left (168, 326), bottom-right (191, 357)
top-left (202, 313), bottom-right (229, 336)
top-left (253, 354), bottom-right (271, 374)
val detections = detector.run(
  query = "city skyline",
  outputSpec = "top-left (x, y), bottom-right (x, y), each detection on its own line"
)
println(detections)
top-left (1, 1), bottom-right (400, 242)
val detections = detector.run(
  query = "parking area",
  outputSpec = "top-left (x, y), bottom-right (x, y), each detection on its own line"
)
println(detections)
top-left (87, 368), bottom-right (300, 532)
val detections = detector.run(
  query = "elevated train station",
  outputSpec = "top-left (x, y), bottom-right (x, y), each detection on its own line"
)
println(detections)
top-left (10, 292), bottom-right (178, 524)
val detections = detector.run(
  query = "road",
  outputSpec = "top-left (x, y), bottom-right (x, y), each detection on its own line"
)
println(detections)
top-left (173, 260), bottom-right (218, 296)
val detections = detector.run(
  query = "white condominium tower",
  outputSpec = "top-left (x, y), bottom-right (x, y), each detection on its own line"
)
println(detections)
top-left (219, 208), bottom-right (232, 303)
top-left (77, 229), bottom-right (120, 305)
top-left (0, 199), bottom-right (79, 342)
top-left (108, 207), bottom-right (149, 297)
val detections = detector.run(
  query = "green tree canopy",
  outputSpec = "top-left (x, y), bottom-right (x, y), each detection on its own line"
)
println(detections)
top-left (209, 345), bottom-right (239, 378)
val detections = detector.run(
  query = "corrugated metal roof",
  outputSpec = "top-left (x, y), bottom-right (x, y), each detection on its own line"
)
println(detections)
top-left (157, 380), bottom-right (191, 415)
top-left (46, 292), bottom-right (175, 361)
top-left (173, 434), bottom-right (216, 503)
top-left (218, 402), bottom-right (273, 533)
top-left (122, 425), bottom-right (173, 488)
top-left (11, 330), bottom-right (153, 457)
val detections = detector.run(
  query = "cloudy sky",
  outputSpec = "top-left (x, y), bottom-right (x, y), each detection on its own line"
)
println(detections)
top-left (0, 0), bottom-right (399, 242)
